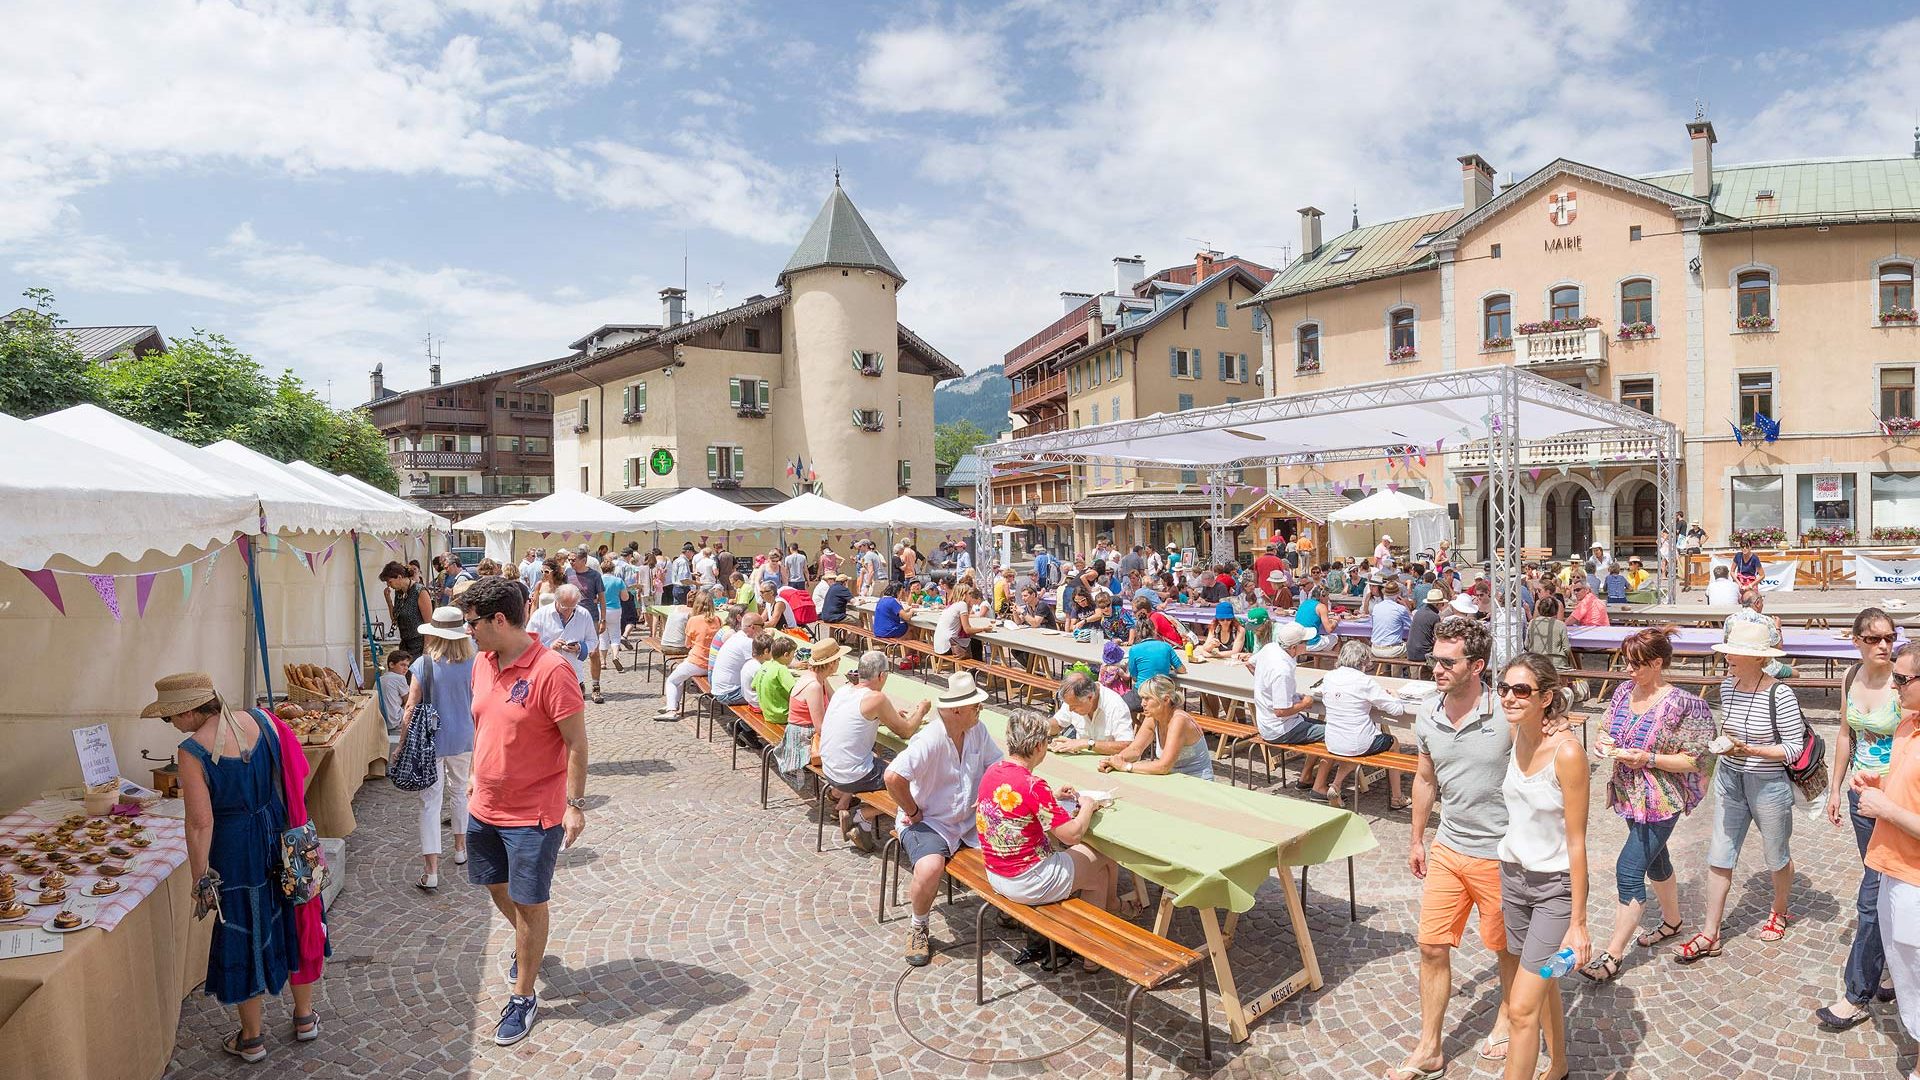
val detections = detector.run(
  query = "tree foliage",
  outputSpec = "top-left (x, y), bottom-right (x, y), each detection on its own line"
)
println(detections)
top-left (0, 287), bottom-right (98, 417)
top-left (5, 288), bottom-right (401, 492)
top-left (934, 419), bottom-right (989, 467)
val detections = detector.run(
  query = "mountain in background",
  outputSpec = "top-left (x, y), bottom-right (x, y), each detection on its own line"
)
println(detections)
top-left (934, 363), bottom-right (1010, 436)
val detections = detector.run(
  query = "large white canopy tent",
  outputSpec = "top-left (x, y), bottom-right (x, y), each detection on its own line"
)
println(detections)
top-left (629, 488), bottom-right (767, 534)
top-left (1326, 489), bottom-right (1451, 559)
top-left (754, 492), bottom-right (874, 529)
top-left (864, 495), bottom-right (975, 530)
top-left (463, 489), bottom-right (641, 563)
top-left (979, 367), bottom-right (1681, 659)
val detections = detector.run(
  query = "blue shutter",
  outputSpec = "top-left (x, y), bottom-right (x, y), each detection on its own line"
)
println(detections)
top-left (1169, 346), bottom-right (1178, 377)
top-left (1239, 353), bottom-right (1249, 382)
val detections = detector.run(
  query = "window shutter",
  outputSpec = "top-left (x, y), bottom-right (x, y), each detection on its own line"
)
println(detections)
top-left (1115, 350), bottom-right (1123, 377)
top-left (636, 382), bottom-right (647, 410)
top-left (731, 446), bottom-right (746, 478)
top-left (706, 446), bottom-right (720, 478)
top-left (622, 386), bottom-right (632, 414)
top-left (1239, 353), bottom-right (1249, 382)
top-left (852, 349), bottom-right (864, 373)
top-left (1169, 346), bottom-right (1178, 377)
top-left (623, 458), bottom-right (632, 488)
top-left (1194, 348), bottom-right (1205, 380)
top-left (729, 378), bottom-right (741, 407)
top-left (757, 379), bottom-right (770, 409)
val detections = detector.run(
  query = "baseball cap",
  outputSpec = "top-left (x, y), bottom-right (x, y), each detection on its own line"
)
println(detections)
top-left (1274, 622), bottom-right (1311, 648)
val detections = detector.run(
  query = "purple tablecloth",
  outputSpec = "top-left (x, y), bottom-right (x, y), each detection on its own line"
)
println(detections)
top-left (1331, 615), bottom-right (1892, 660)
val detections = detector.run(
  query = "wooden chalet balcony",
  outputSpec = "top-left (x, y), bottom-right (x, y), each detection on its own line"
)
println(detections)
top-left (394, 449), bottom-right (485, 470)
top-left (1011, 371), bottom-right (1067, 412)
top-left (1013, 413), bottom-right (1067, 437)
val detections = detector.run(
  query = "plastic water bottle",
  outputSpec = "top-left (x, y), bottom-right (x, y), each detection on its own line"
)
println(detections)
top-left (1538, 947), bottom-right (1577, 979)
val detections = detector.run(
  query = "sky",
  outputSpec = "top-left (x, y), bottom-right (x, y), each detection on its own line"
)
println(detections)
top-left (5, 0), bottom-right (1920, 403)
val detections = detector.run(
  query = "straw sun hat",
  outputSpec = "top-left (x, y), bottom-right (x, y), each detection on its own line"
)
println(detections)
top-left (140, 672), bottom-right (218, 718)
top-left (1712, 618), bottom-right (1786, 658)
top-left (421, 606), bottom-right (469, 640)
top-left (798, 639), bottom-right (845, 669)
top-left (936, 671), bottom-right (990, 709)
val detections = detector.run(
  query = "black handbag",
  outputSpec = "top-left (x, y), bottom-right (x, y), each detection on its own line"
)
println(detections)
top-left (390, 660), bottom-right (441, 793)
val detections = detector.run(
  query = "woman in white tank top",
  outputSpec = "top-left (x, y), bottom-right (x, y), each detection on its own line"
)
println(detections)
top-left (1493, 653), bottom-right (1590, 1080)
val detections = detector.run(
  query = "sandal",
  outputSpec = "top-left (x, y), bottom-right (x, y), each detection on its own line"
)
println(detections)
top-left (1757, 910), bottom-right (1790, 942)
top-left (1388, 798), bottom-right (1411, 812)
top-left (222, 1031), bottom-right (267, 1064)
top-left (1579, 951), bottom-right (1620, 982)
top-left (292, 1011), bottom-right (320, 1042)
top-left (1636, 919), bottom-right (1684, 948)
top-left (1671, 931), bottom-right (1722, 964)
top-left (415, 874), bottom-right (437, 891)
top-left (1478, 1033), bottom-right (1510, 1061)
top-left (1383, 1067), bottom-right (1445, 1080)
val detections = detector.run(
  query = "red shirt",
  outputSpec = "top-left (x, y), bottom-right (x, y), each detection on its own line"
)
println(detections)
top-left (975, 760), bottom-right (1069, 877)
top-left (1149, 610), bottom-right (1183, 644)
top-left (1253, 554), bottom-right (1284, 599)
top-left (470, 633), bottom-right (585, 828)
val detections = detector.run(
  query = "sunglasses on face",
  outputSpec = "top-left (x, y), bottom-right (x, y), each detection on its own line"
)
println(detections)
top-left (1429, 656), bottom-right (1466, 670)
top-left (1895, 672), bottom-right (1919, 689)
top-left (1495, 682), bottom-right (1540, 699)
top-left (1858, 633), bottom-right (1898, 646)
top-left (465, 614), bottom-right (495, 628)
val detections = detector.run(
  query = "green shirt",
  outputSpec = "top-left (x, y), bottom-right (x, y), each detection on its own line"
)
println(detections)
top-left (736, 582), bottom-right (758, 610)
top-left (753, 662), bottom-right (796, 725)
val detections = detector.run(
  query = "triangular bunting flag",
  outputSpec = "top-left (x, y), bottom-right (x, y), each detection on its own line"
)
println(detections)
top-left (1528, 468), bottom-right (1541, 481)
top-left (136, 572), bottom-right (157, 616)
top-left (1558, 464), bottom-right (1570, 477)
top-left (207, 547), bottom-right (222, 581)
top-left (181, 563), bottom-right (194, 605)
top-left (266, 534), bottom-right (279, 554)
top-left (88, 574), bottom-right (122, 622)
top-left (237, 536), bottom-right (253, 568)
top-left (21, 567), bottom-right (64, 614)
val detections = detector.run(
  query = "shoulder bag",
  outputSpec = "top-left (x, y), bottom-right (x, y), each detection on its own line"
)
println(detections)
top-left (1766, 682), bottom-right (1827, 799)
top-left (390, 659), bottom-right (442, 793)
top-left (253, 708), bottom-right (330, 905)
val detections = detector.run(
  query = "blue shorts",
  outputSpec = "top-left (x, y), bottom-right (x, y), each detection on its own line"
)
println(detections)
top-left (900, 822), bottom-right (960, 866)
top-left (467, 815), bottom-right (565, 905)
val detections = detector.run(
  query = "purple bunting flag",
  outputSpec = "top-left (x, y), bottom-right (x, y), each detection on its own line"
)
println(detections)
top-left (21, 568), bottom-right (64, 614)
top-left (136, 572), bottom-right (158, 616)
top-left (88, 574), bottom-right (122, 622)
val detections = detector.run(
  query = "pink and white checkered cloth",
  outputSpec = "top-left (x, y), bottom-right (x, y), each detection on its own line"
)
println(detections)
top-left (0, 801), bottom-right (187, 933)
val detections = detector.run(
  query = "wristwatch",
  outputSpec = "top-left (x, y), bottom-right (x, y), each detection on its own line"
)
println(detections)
top-left (566, 797), bottom-right (589, 810)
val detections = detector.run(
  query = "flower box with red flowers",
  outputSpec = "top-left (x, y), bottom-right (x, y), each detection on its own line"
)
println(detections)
top-left (1482, 336), bottom-right (1513, 352)
top-left (1514, 316), bottom-right (1601, 335)
top-left (1616, 322), bottom-right (1656, 340)
top-left (1387, 345), bottom-right (1417, 364)
top-left (1800, 525), bottom-right (1856, 545)
top-left (1874, 525), bottom-right (1920, 543)
top-left (1736, 314), bottom-right (1775, 331)
top-left (1731, 526), bottom-right (1786, 547)
top-left (1881, 307), bottom-right (1918, 325)
top-left (1884, 415), bottom-right (1920, 435)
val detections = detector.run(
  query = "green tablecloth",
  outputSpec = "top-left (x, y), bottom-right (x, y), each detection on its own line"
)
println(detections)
top-left (865, 672), bottom-right (1377, 913)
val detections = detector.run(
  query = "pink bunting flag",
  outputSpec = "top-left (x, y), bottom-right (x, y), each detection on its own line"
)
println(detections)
top-left (88, 574), bottom-right (122, 621)
top-left (136, 572), bottom-right (158, 616)
top-left (322, 545), bottom-right (334, 566)
top-left (21, 568), bottom-right (64, 614)
top-left (1388, 482), bottom-right (1400, 492)
top-left (237, 535), bottom-right (253, 568)
top-left (1528, 468), bottom-right (1542, 481)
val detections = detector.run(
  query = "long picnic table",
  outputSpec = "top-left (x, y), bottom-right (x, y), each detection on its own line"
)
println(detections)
top-left (859, 669), bottom-right (1377, 1043)
top-left (1607, 600), bottom-right (1920, 628)
top-left (1327, 613), bottom-right (1896, 664)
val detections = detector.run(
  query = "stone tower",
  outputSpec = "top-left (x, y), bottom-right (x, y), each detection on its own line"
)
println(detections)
top-left (776, 181), bottom-right (906, 505)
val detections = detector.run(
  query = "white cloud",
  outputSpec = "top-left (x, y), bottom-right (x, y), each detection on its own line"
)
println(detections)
top-left (857, 26), bottom-right (1010, 116)
top-left (658, 0), bottom-right (758, 54)
top-left (566, 31), bottom-right (623, 84)
top-left (563, 137), bottom-right (806, 244)
top-left (1739, 17), bottom-right (1920, 160)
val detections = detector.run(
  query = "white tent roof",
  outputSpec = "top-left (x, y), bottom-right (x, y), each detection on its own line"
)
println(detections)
top-left (329, 470), bottom-right (451, 532)
top-left (0, 411), bottom-right (258, 569)
top-left (199, 440), bottom-right (413, 535)
top-left (754, 492), bottom-right (875, 529)
top-left (468, 489), bottom-right (638, 533)
top-left (1327, 489), bottom-right (1445, 524)
top-left (629, 488), bottom-right (765, 531)
top-left (451, 501), bottom-right (531, 531)
top-left (863, 495), bottom-right (975, 529)
top-left (284, 460), bottom-right (438, 534)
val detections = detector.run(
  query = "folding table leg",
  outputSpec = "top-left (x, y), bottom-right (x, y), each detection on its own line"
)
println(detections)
top-left (1197, 909), bottom-right (1248, 1042)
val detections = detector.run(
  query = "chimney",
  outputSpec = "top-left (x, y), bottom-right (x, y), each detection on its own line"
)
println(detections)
top-left (369, 362), bottom-right (384, 400)
top-left (659, 287), bottom-right (687, 327)
top-left (1060, 290), bottom-right (1093, 315)
top-left (1112, 256), bottom-right (1146, 294)
top-left (1458, 154), bottom-right (1496, 211)
top-left (428, 362), bottom-right (441, 387)
top-left (1194, 250), bottom-right (1217, 282)
top-left (1687, 118), bottom-right (1717, 201)
top-left (1298, 207), bottom-right (1324, 259)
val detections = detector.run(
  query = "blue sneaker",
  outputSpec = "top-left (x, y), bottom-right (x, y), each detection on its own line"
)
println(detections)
top-left (494, 994), bottom-right (537, 1046)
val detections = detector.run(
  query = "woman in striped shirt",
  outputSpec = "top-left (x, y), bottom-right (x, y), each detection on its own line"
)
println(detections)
top-left (1675, 618), bottom-right (1807, 962)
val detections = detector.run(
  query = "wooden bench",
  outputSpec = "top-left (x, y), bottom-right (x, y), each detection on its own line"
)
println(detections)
top-left (724, 703), bottom-right (787, 809)
top-left (974, 660), bottom-right (1060, 708)
top-left (943, 846), bottom-right (1213, 1080)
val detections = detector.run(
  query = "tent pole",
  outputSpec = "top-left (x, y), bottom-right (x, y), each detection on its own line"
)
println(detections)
top-left (1658, 426), bottom-right (1681, 602)
top-left (1207, 470), bottom-right (1232, 569)
top-left (976, 466), bottom-right (994, 579)
top-left (1487, 370), bottom-right (1524, 666)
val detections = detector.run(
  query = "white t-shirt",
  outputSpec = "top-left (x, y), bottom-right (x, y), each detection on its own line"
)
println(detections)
top-left (783, 551), bottom-right (809, 583)
top-left (740, 658), bottom-right (764, 707)
top-left (818, 686), bottom-right (881, 785)
top-left (1317, 666), bottom-right (1408, 756)
top-left (661, 607), bottom-right (692, 649)
top-left (710, 628), bottom-right (756, 697)
top-left (693, 554), bottom-right (718, 585)
top-left (1251, 642), bottom-right (1305, 741)
top-left (1706, 577), bottom-right (1741, 606)
top-left (1052, 685), bottom-right (1135, 744)
top-left (933, 602), bottom-right (969, 653)
top-left (527, 604), bottom-right (597, 683)
top-left (885, 719), bottom-right (1004, 851)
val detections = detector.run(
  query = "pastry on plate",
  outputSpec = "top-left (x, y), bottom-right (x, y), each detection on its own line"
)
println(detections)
top-left (62, 814), bottom-right (86, 827)
top-left (34, 889), bottom-right (67, 905)
top-left (106, 845), bottom-right (133, 858)
top-left (36, 872), bottom-right (67, 890)
top-left (51, 909), bottom-right (84, 930)
top-left (98, 861), bottom-right (130, 877)
top-left (15, 856), bottom-right (43, 873)
top-left (127, 837), bottom-right (152, 849)
top-left (0, 843), bottom-right (14, 857)
top-left (88, 879), bottom-right (120, 896)
top-left (78, 851), bottom-right (106, 865)
top-left (0, 899), bottom-right (26, 920)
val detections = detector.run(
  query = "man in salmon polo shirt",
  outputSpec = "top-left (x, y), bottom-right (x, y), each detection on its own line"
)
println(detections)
top-left (458, 576), bottom-right (588, 1048)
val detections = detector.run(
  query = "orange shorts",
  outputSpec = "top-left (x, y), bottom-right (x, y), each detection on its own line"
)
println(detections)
top-left (1417, 842), bottom-right (1507, 951)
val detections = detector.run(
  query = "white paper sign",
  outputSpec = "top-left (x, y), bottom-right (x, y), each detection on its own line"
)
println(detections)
top-left (71, 723), bottom-right (121, 788)
top-left (1812, 474), bottom-right (1844, 502)
top-left (0, 927), bottom-right (65, 960)
top-left (1707, 556), bottom-right (1799, 593)
top-left (1854, 555), bottom-right (1920, 589)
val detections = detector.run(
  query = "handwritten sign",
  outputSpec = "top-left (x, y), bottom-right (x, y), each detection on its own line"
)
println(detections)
top-left (0, 927), bottom-right (64, 960)
top-left (71, 723), bottom-right (121, 788)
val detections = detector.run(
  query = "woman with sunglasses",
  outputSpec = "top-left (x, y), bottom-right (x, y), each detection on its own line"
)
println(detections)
top-left (1815, 608), bottom-right (1903, 1030)
top-left (1493, 653), bottom-right (1589, 1080)
top-left (1677, 616), bottom-right (1806, 963)
top-left (1853, 642), bottom-right (1920, 1080)
top-left (1580, 626), bottom-right (1712, 982)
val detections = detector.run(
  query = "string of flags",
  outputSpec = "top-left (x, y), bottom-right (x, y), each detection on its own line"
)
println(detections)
top-left (16, 532), bottom-right (346, 620)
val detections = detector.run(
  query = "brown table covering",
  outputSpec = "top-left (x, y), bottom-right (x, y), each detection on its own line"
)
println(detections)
top-left (0, 855), bottom-right (213, 1080)
top-left (300, 694), bottom-right (389, 837)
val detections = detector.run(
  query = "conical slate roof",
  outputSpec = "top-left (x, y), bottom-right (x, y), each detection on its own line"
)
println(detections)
top-left (780, 183), bottom-right (904, 285)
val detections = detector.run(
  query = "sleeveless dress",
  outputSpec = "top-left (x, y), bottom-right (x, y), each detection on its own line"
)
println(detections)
top-left (182, 720), bottom-right (299, 1005)
top-left (1156, 718), bottom-right (1215, 781)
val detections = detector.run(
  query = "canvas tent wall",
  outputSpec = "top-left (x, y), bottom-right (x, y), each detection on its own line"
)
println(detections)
top-left (1326, 489), bottom-right (1451, 559)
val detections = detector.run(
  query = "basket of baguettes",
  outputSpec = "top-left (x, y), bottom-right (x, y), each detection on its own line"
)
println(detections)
top-left (279, 664), bottom-right (366, 744)
top-left (283, 663), bottom-right (350, 704)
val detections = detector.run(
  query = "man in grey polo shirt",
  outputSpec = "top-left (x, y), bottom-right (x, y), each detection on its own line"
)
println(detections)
top-left (1392, 615), bottom-right (1516, 1079)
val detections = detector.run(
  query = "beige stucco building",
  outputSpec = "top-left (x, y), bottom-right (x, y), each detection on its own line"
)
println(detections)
top-left (997, 253), bottom-right (1277, 555)
top-left (525, 184), bottom-right (962, 511)
top-left (1243, 122), bottom-right (1920, 558)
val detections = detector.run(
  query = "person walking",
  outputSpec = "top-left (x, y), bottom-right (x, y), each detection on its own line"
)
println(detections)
top-left (527, 584), bottom-right (597, 695)
top-left (1852, 641), bottom-right (1920, 1080)
top-left (1675, 617), bottom-right (1807, 962)
top-left (1493, 654), bottom-right (1590, 1080)
top-left (599, 557), bottom-right (629, 673)
top-left (563, 548), bottom-right (608, 704)
top-left (1579, 627), bottom-right (1712, 982)
top-left (398, 607), bottom-right (478, 891)
top-left (145, 673), bottom-right (321, 1062)
top-left (1391, 617), bottom-right (1517, 1079)
top-left (457, 577), bottom-right (588, 1047)
top-left (1815, 608), bottom-right (1904, 1030)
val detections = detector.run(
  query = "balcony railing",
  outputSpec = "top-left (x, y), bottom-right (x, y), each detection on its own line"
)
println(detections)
top-left (1515, 326), bottom-right (1608, 368)
top-left (1014, 413), bottom-right (1067, 436)
top-left (1011, 371), bottom-right (1067, 412)
top-left (1451, 432), bottom-right (1660, 470)
top-left (709, 476), bottom-right (741, 489)
top-left (393, 450), bottom-right (484, 470)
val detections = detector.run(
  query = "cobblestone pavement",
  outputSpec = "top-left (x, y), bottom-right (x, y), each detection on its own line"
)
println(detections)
top-left (166, 654), bottom-right (1917, 1079)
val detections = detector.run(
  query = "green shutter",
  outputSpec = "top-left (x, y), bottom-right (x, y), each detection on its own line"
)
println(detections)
top-left (706, 447), bottom-right (720, 478)
top-left (636, 382), bottom-right (647, 410)
top-left (728, 378), bottom-right (741, 407)
top-left (731, 446), bottom-right (746, 478)
top-left (1114, 350), bottom-right (1123, 377)
top-left (757, 380), bottom-right (770, 409)
top-left (623, 458), bottom-right (632, 487)
top-left (622, 385), bottom-right (632, 414)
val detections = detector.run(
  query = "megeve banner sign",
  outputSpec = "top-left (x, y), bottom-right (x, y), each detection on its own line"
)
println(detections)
top-left (1853, 555), bottom-right (1920, 589)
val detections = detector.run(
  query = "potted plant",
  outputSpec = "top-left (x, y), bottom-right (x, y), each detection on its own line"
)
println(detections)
top-left (1884, 415), bottom-right (1920, 435)
top-left (1730, 526), bottom-right (1787, 547)
top-left (1737, 421), bottom-right (1767, 441)
top-left (1881, 306), bottom-right (1919, 325)
top-left (1515, 316), bottom-right (1602, 335)
top-left (1388, 344), bottom-right (1417, 363)
top-left (1616, 321), bottom-right (1656, 340)
top-left (1296, 358), bottom-right (1321, 375)
top-left (1736, 313), bottom-right (1775, 331)
top-left (1482, 335), bottom-right (1513, 351)
top-left (1873, 525), bottom-right (1920, 543)
top-left (1800, 524), bottom-right (1855, 545)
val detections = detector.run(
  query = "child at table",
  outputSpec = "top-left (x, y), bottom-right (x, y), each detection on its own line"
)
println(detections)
top-left (377, 649), bottom-right (411, 738)
top-left (1097, 640), bottom-right (1131, 698)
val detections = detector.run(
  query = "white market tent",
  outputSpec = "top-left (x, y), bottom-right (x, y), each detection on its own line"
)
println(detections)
top-left (979, 367), bottom-right (1682, 658)
top-left (865, 495), bottom-right (976, 530)
top-left (450, 500), bottom-right (530, 534)
top-left (755, 492), bottom-right (875, 529)
top-left (465, 489), bottom-right (640, 563)
top-left (629, 488), bottom-right (766, 532)
top-left (1326, 489), bottom-right (1450, 559)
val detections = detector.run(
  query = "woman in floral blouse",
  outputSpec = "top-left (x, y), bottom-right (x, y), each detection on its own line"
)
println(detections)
top-left (1581, 626), bottom-right (1713, 981)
